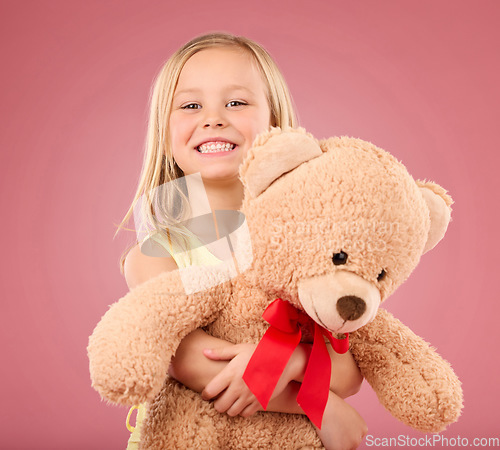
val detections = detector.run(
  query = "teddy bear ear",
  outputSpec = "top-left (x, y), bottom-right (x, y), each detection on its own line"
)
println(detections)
top-left (417, 180), bottom-right (454, 254)
top-left (239, 127), bottom-right (323, 198)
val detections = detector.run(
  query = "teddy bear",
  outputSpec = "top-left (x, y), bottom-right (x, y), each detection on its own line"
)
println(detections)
top-left (88, 127), bottom-right (463, 449)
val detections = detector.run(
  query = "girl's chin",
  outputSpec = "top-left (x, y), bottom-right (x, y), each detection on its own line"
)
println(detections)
top-left (198, 170), bottom-right (241, 183)
top-left (178, 166), bottom-right (239, 180)
top-left (194, 162), bottom-right (244, 182)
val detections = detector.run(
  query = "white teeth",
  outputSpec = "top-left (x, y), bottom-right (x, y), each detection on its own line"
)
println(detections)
top-left (197, 142), bottom-right (235, 153)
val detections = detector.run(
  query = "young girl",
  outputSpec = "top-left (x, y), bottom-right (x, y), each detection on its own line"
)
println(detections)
top-left (116, 32), bottom-right (367, 449)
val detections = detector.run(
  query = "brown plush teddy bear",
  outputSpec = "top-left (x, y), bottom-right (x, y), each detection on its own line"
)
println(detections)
top-left (88, 127), bottom-right (463, 449)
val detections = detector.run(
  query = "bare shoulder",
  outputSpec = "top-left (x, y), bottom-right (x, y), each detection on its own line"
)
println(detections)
top-left (124, 243), bottom-right (178, 289)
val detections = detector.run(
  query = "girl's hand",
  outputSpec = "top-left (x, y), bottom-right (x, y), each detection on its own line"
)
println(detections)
top-left (201, 344), bottom-right (261, 417)
top-left (315, 391), bottom-right (368, 450)
top-left (201, 342), bottom-right (310, 418)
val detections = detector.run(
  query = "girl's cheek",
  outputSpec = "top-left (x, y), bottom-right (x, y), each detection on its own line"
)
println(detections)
top-left (240, 115), bottom-right (265, 135)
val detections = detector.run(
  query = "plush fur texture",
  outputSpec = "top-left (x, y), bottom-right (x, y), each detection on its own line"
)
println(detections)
top-left (88, 127), bottom-right (463, 448)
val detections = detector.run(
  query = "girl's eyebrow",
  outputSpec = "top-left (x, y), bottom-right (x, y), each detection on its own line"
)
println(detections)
top-left (174, 85), bottom-right (253, 98)
top-left (173, 88), bottom-right (201, 97)
top-left (225, 84), bottom-right (253, 94)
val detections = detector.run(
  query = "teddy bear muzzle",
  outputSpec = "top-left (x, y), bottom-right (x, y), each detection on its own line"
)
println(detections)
top-left (337, 295), bottom-right (367, 321)
top-left (298, 270), bottom-right (381, 333)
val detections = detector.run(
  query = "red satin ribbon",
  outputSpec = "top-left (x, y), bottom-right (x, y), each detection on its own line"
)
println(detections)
top-left (242, 298), bottom-right (349, 429)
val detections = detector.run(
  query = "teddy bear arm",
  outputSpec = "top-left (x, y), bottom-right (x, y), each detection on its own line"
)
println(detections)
top-left (87, 270), bottom-right (229, 406)
top-left (349, 309), bottom-right (463, 432)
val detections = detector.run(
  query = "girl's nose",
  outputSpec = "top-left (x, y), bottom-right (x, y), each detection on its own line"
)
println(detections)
top-left (202, 108), bottom-right (227, 128)
top-left (204, 121), bottom-right (224, 128)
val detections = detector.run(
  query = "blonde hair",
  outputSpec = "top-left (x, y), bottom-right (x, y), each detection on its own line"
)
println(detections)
top-left (115, 32), bottom-right (298, 274)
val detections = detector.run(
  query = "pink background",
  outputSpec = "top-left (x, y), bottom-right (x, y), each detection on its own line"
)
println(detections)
top-left (1, 1), bottom-right (498, 448)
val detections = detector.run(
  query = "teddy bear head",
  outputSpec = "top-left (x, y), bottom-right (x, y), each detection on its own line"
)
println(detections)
top-left (238, 127), bottom-right (452, 334)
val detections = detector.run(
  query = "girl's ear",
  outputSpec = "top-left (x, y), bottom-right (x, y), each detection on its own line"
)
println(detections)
top-left (417, 180), bottom-right (454, 254)
top-left (240, 127), bottom-right (323, 198)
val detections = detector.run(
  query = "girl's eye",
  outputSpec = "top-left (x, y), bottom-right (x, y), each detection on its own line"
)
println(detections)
top-left (181, 103), bottom-right (201, 110)
top-left (227, 100), bottom-right (247, 107)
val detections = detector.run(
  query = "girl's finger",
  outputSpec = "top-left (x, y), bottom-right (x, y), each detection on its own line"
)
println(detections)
top-left (226, 397), bottom-right (249, 417)
top-left (202, 372), bottom-right (231, 400)
top-left (203, 346), bottom-right (240, 361)
top-left (213, 389), bottom-right (238, 414)
top-left (239, 401), bottom-right (261, 418)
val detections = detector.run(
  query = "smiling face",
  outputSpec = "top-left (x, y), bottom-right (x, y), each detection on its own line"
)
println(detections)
top-left (168, 47), bottom-right (272, 182)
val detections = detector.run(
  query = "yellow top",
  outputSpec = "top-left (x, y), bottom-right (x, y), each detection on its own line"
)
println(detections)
top-left (146, 230), bottom-right (222, 268)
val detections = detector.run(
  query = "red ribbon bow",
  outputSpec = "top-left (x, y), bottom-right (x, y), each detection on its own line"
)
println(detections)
top-left (242, 298), bottom-right (349, 429)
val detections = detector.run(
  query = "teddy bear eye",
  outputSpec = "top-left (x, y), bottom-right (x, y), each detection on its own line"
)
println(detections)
top-left (332, 251), bottom-right (348, 265)
top-left (377, 269), bottom-right (387, 281)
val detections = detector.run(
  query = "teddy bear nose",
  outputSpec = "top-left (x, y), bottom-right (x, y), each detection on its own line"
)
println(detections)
top-left (337, 295), bottom-right (366, 321)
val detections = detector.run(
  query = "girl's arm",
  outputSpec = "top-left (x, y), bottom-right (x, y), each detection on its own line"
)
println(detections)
top-left (199, 341), bottom-right (362, 418)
